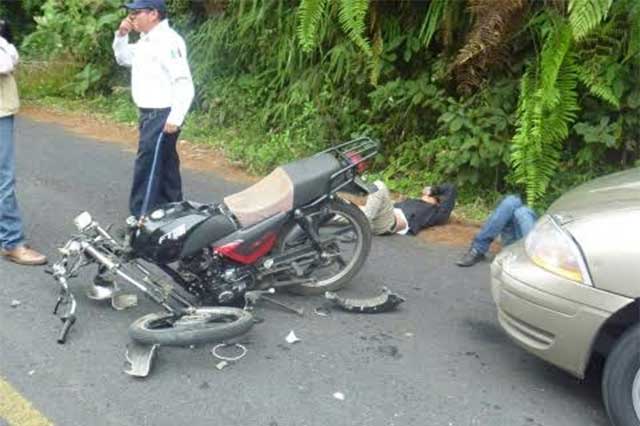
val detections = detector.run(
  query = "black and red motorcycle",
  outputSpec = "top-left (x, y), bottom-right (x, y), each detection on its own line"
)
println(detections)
top-left (50, 137), bottom-right (377, 346)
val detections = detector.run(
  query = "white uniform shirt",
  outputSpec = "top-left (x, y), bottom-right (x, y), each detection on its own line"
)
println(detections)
top-left (0, 36), bottom-right (19, 74)
top-left (112, 20), bottom-right (194, 127)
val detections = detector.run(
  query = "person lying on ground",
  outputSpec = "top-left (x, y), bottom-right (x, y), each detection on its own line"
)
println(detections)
top-left (360, 181), bottom-right (457, 236)
top-left (456, 194), bottom-right (537, 267)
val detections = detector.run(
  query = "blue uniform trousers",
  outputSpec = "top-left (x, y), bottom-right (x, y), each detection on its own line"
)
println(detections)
top-left (129, 108), bottom-right (183, 217)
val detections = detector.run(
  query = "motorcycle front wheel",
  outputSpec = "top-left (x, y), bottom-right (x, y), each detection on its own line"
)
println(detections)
top-left (128, 306), bottom-right (254, 346)
top-left (277, 199), bottom-right (372, 295)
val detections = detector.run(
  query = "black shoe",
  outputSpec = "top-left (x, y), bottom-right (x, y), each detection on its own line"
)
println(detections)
top-left (456, 248), bottom-right (485, 267)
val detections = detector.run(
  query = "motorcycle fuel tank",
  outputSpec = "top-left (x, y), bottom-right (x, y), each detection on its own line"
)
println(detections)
top-left (132, 202), bottom-right (211, 264)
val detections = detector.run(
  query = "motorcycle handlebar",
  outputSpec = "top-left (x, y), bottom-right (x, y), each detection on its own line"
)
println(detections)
top-left (57, 315), bottom-right (76, 344)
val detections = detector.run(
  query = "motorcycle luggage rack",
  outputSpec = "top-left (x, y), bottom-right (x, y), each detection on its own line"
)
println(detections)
top-left (321, 136), bottom-right (378, 169)
top-left (307, 137), bottom-right (379, 204)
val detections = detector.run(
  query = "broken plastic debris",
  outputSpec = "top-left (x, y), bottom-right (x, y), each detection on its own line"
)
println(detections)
top-left (216, 361), bottom-right (228, 370)
top-left (111, 293), bottom-right (138, 311)
top-left (333, 392), bottom-right (345, 401)
top-left (285, 330), bottom-right (300, 344)
top-left (325, 287), bottom-right (405, 313)
top-left (124, 343), bottom-right (159, 378)
top-left (314, 307), bottom-right (330, 317)
top-left (10, 300), bottom-right (21, 308)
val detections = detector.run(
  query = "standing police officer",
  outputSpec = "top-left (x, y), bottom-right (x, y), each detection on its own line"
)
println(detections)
top-left (113, 0), bottom-right (194, 218)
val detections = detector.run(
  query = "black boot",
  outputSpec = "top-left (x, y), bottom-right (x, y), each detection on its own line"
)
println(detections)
top-left (456, 248), bottom-right (485, 267)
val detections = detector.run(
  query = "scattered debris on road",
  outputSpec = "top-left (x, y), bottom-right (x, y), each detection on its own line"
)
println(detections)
top-left (124, 342), bottom-right (159, 378)
top-left (325, 287), bottom-right (405, 313)
top-left (285, 330), bottom-right (301, 344)
top-left (211, 343), bottom-right (248, 362)
top-left (333, 392), bottom-right (345, 401)
top-left (10, 300), bottom-right (21, 308)
top-left (314, 306), bottom-right (330, 317)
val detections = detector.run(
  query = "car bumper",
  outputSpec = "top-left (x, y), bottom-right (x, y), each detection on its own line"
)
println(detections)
top-left (491, 243), bottom-right (634, 378)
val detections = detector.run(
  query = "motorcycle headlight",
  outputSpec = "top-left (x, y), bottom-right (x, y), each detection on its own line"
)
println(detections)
top-left (73, 212), bottom-right (93, 232)
top-left (524, 215), bottom-right (593, 286)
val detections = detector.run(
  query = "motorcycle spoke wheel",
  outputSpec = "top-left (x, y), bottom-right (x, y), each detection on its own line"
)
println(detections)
top-left (128, 306), bottom-right (254, 347)
top-left (278, 199), bottom-right (372, 295)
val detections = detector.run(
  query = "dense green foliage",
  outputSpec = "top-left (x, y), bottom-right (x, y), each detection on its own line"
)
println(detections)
top-left (5, 0), bottom-right (640, 209)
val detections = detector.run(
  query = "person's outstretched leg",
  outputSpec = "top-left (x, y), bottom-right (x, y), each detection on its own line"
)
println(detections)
top-left (512, 205), bottom-right (537, 240)
top-left (360, 181), bottom-right (396, 235)
top-left (456, 195), bottom-right (523, 267)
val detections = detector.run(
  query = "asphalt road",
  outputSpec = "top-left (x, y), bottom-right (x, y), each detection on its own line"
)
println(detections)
top-left (0, 116), bottom-right (608, 426)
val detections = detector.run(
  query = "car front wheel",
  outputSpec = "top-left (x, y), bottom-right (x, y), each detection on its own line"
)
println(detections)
top-left (603, 324), bottom-right (640, 426)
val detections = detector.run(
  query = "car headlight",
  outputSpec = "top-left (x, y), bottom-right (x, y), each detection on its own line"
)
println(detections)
top-left (524, 215), bottom-right (593, 285)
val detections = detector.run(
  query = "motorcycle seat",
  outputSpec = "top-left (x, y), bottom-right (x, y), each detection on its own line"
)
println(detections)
top-left (224, 153), bottom-right (342, 227)
top-left (281, 153), bottom-right (342, 206)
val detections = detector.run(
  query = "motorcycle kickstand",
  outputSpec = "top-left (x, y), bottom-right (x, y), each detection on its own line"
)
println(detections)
top-left (260, 295), bottom-right (304, 316)
top-left (244, 289), bottom-right (304, 316)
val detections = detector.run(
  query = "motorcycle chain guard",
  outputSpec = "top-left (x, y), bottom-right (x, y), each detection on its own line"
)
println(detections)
top-left (325, 287), bottom-right (405, 313)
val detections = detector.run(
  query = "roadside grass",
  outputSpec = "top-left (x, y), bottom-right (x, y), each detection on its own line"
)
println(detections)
top-left (18, 63), bottom-right (496, 223)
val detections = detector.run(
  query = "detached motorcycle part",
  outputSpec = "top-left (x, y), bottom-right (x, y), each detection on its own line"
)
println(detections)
top-left (325, 287), bottom-right (405, 313)
top-left (277, 200), bottom-right (372, 296)
top-left (124, 342), bottom-right (159, 378)
top-left (111, 292), bottom-right (139, 311)
top-left (211, 343), bottom-right (248, 362)
top-left (128, 306), bottom-right (254, 347)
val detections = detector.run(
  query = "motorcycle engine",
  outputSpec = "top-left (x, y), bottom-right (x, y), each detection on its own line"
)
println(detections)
top-left (177, 249), bottom-right (253, 306)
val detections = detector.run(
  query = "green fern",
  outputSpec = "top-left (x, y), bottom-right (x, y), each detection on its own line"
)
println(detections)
top-left (337, 0), bottom-right (372, 56)
top-left (419, 0), bottom-right (448, 48)
top-left (625, 0), bottom-right (640, 62)
top-left (538, 21), bottom-right (573, 104)
top-left (297, 0), bottom-right (371, 56)
top-left (568, 0), bottom-right (613, 41)
top-left (511, 21), bottom-right (579, 206)
top-left (297, 0), bottom-right (328, 52)
top-left (575, 61), bottom-right (620, 108)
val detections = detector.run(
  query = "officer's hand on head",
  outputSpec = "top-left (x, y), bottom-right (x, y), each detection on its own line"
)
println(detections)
top-left (118, 17), bottom-right (134, 37)
top-left (163, 123), bottom-right (179, 134)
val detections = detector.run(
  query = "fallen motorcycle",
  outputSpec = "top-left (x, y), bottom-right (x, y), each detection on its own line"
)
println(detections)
top-left (50, 137), bottom-right (377, 346)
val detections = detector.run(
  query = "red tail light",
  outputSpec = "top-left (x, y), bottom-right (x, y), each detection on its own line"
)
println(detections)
top-left (344, 151), bottom-right (368, 173)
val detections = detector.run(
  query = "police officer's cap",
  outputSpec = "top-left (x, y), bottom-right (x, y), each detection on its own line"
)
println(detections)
top-left (124, 0), bottom-right (166, 12)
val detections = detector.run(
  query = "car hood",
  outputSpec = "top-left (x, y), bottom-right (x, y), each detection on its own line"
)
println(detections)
top-left (547, 167), bottom-right (640, 224)
top-left (548, 168), bottom-right (640, 297)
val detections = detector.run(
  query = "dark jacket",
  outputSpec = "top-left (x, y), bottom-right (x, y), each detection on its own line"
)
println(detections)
top-left (394, 183), bottom-right (457, 235)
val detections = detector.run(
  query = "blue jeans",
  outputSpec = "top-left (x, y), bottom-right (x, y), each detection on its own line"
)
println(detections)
top-left (0, 115), bottom-right (25, 250)
top-left (472, 195), bottom-right (537, 255)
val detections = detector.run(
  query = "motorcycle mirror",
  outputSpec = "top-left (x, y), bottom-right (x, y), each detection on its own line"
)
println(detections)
top-left (73, 212), bottom-right (93, 231)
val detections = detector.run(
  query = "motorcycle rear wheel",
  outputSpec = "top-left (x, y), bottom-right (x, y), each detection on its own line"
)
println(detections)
top-left (128, 306), bottom-right (254, 346)
top-left (278, 199), bottom-right (372, 295)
